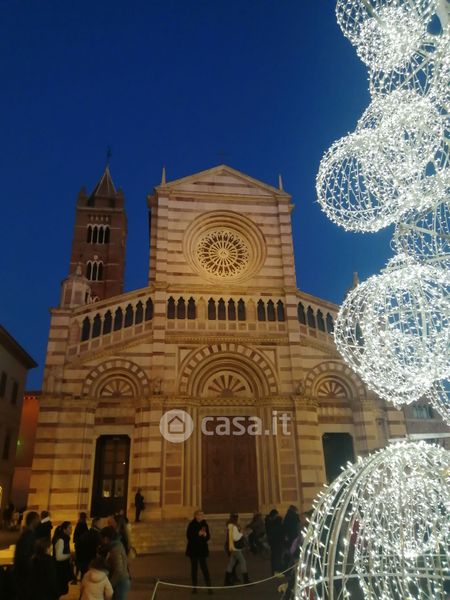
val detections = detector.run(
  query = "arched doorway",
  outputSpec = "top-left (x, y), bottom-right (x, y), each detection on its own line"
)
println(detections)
top-left (91, 435), bottom-right (130, 517)
top-left (322, 432), bottom-right (355, 483)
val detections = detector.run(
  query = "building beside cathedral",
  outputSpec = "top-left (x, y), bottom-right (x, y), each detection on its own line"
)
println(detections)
top-left (28, 164), bottom-right (406, 546)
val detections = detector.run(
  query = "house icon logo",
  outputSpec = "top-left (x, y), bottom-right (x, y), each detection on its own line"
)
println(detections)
top-left (160, 409), bottom-right (194, 443)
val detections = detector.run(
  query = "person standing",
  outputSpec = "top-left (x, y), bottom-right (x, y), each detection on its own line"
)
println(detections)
top-left (74, 512), bottom-right (89, 581)
top-left (13, 510), bottom-right (40, 600)
top-left (77, 517), bottom-right (102, 579)
top-left (265, 509), bottom-right (284, 575)
top-left (185, 509), bottom-right (212, 594)
top-left (52, 521), bottom-right (73, 597)
top-left (100, 526), bottom-right (131, 600)
top-left (80, 556), bottom-right (113, 600)
top-left (35, 510), bottom-right (53, 542)
top-left (224, 513), bottom-right (249, 586)
top-left (29, 538), bottom-right (59, 600)
top-left (134, 488), bottom-right (145, 523)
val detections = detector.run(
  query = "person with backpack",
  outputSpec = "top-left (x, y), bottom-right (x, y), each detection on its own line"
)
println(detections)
top-left (224, 513), bottom-right (249, 586)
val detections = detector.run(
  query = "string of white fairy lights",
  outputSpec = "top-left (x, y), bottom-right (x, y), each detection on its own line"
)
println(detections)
top-left (296, 2), bottom-right (450, 598)
top-left (316, 0), bottom-right (450, 423)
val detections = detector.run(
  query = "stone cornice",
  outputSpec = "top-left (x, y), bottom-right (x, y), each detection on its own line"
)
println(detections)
top-left (166, 334), bottom-right (288, 345)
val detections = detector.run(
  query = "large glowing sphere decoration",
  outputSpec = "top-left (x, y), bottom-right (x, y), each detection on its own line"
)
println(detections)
top-left (334, 257), bottom-right (450, 405)
top-left (427, 379), bottom-right (450, 426)
top-left (296, 441), bottom-right (450, 600)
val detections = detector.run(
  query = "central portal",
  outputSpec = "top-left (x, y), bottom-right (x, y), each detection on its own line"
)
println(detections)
top-left (201, 416), bottom-right (258, 514)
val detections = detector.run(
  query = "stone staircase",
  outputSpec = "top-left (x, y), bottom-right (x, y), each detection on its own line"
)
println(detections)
top-left (131, 514), bottom-right (253, 554)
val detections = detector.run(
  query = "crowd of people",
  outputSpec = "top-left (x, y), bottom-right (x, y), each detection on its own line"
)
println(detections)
top-left (185, 504), bottom-right (308, 594)
top-left (8, 509), bottom-right (134, 600)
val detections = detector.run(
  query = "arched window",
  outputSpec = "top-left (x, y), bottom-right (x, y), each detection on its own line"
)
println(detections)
top-left (187, 297), bottom-right (196, 320)
top-left (267, 300), bottom-right (276, 322)
top-left (86, 262), bottom-right (92, 280)
top-left (238, 299), bottom-right (246, 321)
top-left (228, 299), bottom-right (236, 321)
top-left (114, 307), bottom-right (123, 331)
top-left (277, 300), bottom-right (285, 322)
top-left (92, 226), bottom-right (98, 244)
top-left (97, 262), bottom-right (103, 280)
top-left (298, 302), bottom-right (306, 324)
top-left (218, 298), bottom-right (226, 320)
top-left (145, 298), bottom-right (153, 321)
top-left (86, 261), bottom-right (103, 281)
top-left (177, 297), bottom-right (186, 319)
top-left (257, 300), bottom-right (266, 321)
top-left (167, 297), bottom-right (175, 319)
top-left (98, 226), bottom-right (104, 244)
top-left (208, 298), bottom-right (216, 320)
top-left (307, 306), bottom-right (316, 328)
top-left (87, 225), bottom-right (92, 243)
top-left (103, 311), bottom-right (112, 334)
top-left (92, 314), bottom-right (102, 338)
top-left (326, 313), bottom-right (334, 334)
top-left (124, 304), bottom-right (134, 327)
top-left (105, 227), bottom-right (110, 243)
top-left (92, 262), bottom-right (98, 281)
top-left (81, 317), bottom-right (91, 341)
top-left (317, 310), bottom-right (325, 331)
top-left (135, 301), bottom-right (143, 324)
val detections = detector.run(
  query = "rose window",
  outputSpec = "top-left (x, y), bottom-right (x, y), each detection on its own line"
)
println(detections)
top-left (196, 230), bottom-right (250, 278)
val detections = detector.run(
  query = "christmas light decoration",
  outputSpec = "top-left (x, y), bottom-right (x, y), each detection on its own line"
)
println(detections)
top-left (427, 379), bottom-right (450, 425)
top-left (296, 441), bottom-right (450, 600)
top-left (334, 256), bottom-right (450, 405)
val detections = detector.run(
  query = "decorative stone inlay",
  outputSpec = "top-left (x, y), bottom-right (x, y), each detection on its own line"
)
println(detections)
top-left (99, 377), bottom-right (135, 398)
top-left (196, 229), bottom-right (249, 278)
top-left (204, 372), bottom-right (252, 398)
top-left (316, 378), bottom-right (348, 399)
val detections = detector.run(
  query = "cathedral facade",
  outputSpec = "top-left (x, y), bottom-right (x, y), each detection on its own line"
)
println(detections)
top-left (28, 165), bottom-right (406, 529)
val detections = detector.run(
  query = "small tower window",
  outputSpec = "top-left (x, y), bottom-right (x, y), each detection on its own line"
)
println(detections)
top-left (98, 227), bottom-right (104, 244)
top-left (218, 298), bottom-right (226, 320)
top-left (135, 302), bottom-right (143, 324)
top-left (92, 226), bottom-right (98, 244)
top-left (114, 307), bottom-right (123, 331)
top-left (257, 300), bottom-right (266, 322)
top-left (177, 298), bottom-right (186, 319)
top-left (317, 310), bottom-right (325, 331)
top-left (86, 260), bottom-right (104, 282)
top-left (307, 307), bottom-right (316, 328)
top-left (124, 304), bottom-right (134, 327)
top-left (326, 313), bottom-right (334, 333)
top-left (87, 225), bottom-right (92, 243)
top-left (104, 226), bottom-right (110, 243)
top-left (267, 300), bottom-right (276, 322)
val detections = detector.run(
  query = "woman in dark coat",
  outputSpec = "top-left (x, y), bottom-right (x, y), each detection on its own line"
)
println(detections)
top-left (52, 521), bottom-right (73, 597)
top-left (185, 509), bottom-right (212, 594)
top-left (29, 538), bottom-right (59, 600)
top-left (265, 509), bottom-right (285, 574)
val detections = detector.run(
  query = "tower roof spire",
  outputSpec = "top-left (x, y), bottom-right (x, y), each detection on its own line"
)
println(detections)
top-left (161, 165), bottom-right (167, 185)
top-left (90, 165), bottom-right (117, 199)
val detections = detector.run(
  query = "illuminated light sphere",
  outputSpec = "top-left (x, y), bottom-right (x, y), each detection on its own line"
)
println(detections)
top-left (316, 131), bottom-right (410, 232)
top-left (427, 379), bottom-right (450, 426)
top-left (336, 1), bottom-right (438, 70)
top-left (334, 256), bottom-right (450, 405)
top-left (392, 182), bottom-right (450, 269)
top-left (296, 441), bottom-right (450, 600)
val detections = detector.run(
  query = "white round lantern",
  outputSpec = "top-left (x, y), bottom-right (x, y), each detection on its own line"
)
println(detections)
top-left (296, 441), bottom-right (450, 600)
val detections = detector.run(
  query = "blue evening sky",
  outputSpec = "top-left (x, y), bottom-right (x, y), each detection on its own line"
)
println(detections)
top-left (0, 0), bottom-right (393, 388)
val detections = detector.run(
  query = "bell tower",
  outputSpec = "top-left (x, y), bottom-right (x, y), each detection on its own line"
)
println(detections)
top-left (68, 166), bottom-right (127, 301)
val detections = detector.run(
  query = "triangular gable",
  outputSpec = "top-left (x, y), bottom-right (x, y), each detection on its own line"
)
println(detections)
top-left (157, 164), bottom-right (290, 198)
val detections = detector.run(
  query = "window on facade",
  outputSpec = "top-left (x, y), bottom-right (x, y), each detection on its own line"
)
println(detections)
top-left (113, 308), bottom-right (123, 331)
top-left (167, 297), bottom-right (175, 319)
top-left (227, 299), bottom-right (236, 321)
top-left (145, 298), bottom-right (153, 321)
top-left (412, 405), bottom-right (434, 419)
top-left (11, 381), bottom-right (18, 405)
top-left (267, 300), bottom-right (276, 322)
top-left (257, 300), bottom-right (266, 321)
top-left (307, 306), bottom-right (316, 328)
top-left (124, 304), bottom-right (134, 327)
top-left (0, 372), bottom-right (6, 397)
top-left (317, 310), bottom-right (325, 331)
top-left (135, 302), bottom-right (143, 324)
top-left (87, 261), bottom-right (104, 282)
top-left (104, 227), bottom-right (110, 243)
top-left (92, 314), bottom-right (102, 338)
top-left (87, 226), bottom-right (92, 243)
top-left (208, 298), bottom-right (216, 320)
top-left (2, 433), bottom-right (11, 460)
top-left (187, 298), bottom-right (196, 320)
top-left (297, 303), bottom-right (306, 324)
top-left (81, 317), bottom-right (91, 341)
top-left (326, 313), bottom-right (334, 333)
top-left (103, 311), bottom-right (112, 334)
top-left (237, 299), bottom-right (246, 321)
top-left (98, 227), bottom-right (104, 244)
top-left (276, 300), bottom-right (285, 322)
top-left (218, 298), bottom-right (226, 320)
top-left (177, 298), bottom-right (186, 320)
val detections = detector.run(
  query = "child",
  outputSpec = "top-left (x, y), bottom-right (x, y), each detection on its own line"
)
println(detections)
top-left (80, 557), bottom-right (113, 600)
